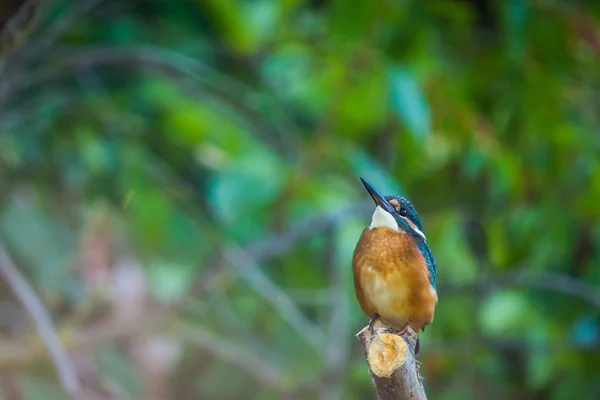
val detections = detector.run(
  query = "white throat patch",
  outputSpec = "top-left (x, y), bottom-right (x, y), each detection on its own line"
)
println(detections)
top-left (369, 206), bottom-right (398, 230)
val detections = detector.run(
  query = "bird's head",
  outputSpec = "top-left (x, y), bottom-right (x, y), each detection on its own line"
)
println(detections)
top-left (360, 177), bottom-right (426, 240)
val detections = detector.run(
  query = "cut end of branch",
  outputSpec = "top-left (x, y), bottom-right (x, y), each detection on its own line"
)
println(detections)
top-left (368, 333), bottom-right (408, 378)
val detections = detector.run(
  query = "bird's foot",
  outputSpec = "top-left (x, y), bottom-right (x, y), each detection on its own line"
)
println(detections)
top-left (368, 313), bottom-right (380, 335)
top-left (382, 321), bottom-right (410, 336)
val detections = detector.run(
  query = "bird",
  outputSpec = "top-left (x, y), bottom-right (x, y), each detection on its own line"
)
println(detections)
top-left (352, 177), bottom-right (437, 351)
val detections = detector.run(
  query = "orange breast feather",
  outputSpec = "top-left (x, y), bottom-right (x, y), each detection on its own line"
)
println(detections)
top-left (352, 227), bottom-right (438, 331)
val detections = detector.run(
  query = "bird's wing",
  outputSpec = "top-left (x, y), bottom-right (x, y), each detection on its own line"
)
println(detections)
top-left (419, 240), bottom-right (437, 289)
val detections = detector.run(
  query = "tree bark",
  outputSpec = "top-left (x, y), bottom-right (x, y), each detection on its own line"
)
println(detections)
top-left (357, 324), bottom-right (427, 400)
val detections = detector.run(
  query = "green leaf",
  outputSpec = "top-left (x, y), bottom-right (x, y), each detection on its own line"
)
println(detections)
top-left (209, 149), bottom-right (285, 222)
top-left (389, 67), bottom-right (431, 139)
top-left (479, 290), bottom-right (531, 335)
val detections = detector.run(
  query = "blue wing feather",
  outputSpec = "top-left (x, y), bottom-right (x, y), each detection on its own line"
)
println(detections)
top-left (418, 240), bottom-right (437, 289)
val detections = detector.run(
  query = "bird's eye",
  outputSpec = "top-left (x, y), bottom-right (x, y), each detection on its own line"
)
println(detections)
top-left (399, 208), bottom-right (408, 217)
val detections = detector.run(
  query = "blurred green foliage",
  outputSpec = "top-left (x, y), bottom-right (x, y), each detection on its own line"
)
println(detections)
top-left (1, 0), bottom-right (600, 399)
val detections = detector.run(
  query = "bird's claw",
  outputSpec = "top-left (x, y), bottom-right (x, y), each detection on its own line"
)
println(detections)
top-left (381, 322), bottom-right (410, 336)
top-left (368, 314), bottom-right (379, 335)
top-left (369, 317), bottom-right (411, 337)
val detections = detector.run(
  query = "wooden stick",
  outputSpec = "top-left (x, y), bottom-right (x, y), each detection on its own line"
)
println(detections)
top-left (357, 323), bottom-right (427, 400)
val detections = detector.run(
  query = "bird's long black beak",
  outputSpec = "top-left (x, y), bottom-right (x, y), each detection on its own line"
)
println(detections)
top-left (360, 177), bottom-right (396, 215)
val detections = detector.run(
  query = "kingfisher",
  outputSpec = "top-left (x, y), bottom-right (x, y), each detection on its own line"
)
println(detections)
top-left (352, 177), bottom-right (437, 350)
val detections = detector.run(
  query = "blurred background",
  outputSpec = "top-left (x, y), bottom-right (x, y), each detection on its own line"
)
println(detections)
top-left (1, 0), bottom-right (600, 399)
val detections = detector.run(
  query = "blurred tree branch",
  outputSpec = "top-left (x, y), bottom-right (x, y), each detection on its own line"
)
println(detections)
top-left (0, 240), bottom-right (82, 399)
top-left (224, 247), bottom-right (326, 352)
top-left (245, 201), bottom-right (371, 262)
top-left (0, 306), bottom-right (170, 370)
top-left (176, 323), bottom-right (292, 392)
top-left (0, 300), bottom-right (295, 393)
